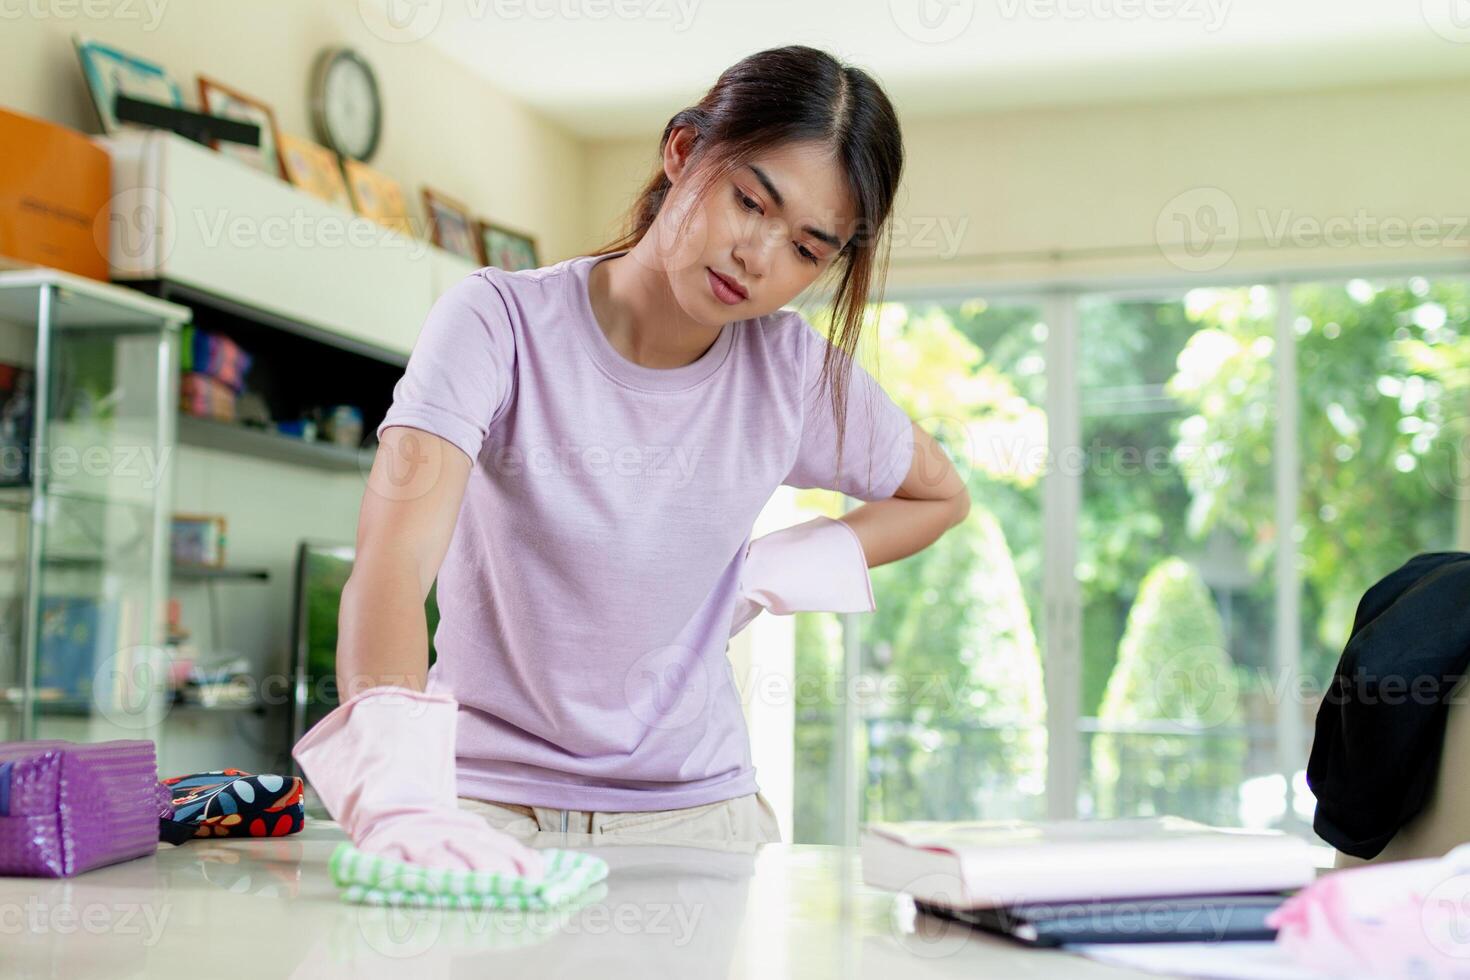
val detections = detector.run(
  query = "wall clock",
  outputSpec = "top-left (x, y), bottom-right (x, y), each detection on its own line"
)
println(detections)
top-left (309, 46), bottom-right (382, 163)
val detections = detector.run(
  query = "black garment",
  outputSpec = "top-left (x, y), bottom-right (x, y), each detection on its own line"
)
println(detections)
top-left (1307, 551), bottom-right (1470, 859)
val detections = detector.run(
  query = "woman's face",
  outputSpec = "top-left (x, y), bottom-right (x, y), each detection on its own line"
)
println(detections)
top-left (652, 134), bottom-right (860, 326)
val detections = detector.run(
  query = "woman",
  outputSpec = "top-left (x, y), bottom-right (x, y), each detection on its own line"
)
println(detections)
top-left (292, 45), bottom-right (969, 878)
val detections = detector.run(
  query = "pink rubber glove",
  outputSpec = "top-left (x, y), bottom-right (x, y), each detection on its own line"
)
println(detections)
top-left (291, 685), bottom-right (545, 878)
top-left (1267, 842), bottom-right (1470, 977)
top-left (729, 515), bottom-right (876, 638)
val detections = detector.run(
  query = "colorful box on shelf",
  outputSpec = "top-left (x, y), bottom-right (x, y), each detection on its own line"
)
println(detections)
top-left (181, 324), bottom-right (252, 392)
top-left (180, 371), bottom-right (237, 421)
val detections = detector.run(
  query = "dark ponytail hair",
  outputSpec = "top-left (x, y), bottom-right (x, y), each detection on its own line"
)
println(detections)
top-left (592, 45), bottom-right (905, 490)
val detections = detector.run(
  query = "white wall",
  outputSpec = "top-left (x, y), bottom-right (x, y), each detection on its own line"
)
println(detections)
top-left (585, 76), bottom-right (1470, 290)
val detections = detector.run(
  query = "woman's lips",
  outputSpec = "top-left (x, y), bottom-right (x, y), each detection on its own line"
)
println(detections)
top-left (707, 268), bottom-right (747, 305)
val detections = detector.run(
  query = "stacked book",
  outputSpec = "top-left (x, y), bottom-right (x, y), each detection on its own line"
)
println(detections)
top-left (861, 816), bottom-right (1319, 946)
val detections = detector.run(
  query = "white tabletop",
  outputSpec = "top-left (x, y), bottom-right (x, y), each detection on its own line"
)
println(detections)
top-left (3, 822), bottom-right (1171, 978)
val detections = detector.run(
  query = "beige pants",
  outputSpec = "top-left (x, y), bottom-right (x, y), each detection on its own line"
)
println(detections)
top-left (458, 790), bottom-right (782, 843)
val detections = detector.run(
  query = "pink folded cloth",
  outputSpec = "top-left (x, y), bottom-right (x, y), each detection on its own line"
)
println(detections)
top-left (1267, 842), bottom-right (1470, 977)
top-left (729, 515), bottom-right (875, 637)
top-left (291, 685), bottom-right (545, 878)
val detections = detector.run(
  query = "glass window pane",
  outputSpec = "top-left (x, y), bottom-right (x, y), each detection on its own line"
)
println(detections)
top-left (1077, 287), bottom-right (1280, 827)
top-left (793, 297), bottom-right (1048, 842)
top-left (1289, 276), bottom-right (1469, 681)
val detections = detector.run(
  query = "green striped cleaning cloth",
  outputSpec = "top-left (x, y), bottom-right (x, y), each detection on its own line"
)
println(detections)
top-left (328, 842), bottom-right (610, 909)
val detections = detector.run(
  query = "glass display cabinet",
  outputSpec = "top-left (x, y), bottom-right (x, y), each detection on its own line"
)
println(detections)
top-left (0, 268), bottom-right (186, 744)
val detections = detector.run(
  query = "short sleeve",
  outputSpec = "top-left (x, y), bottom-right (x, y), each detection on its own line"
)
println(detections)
top-left (782, 313), bottom-right (914, 501)
top-left (375, 271), bottom-right (515, 462)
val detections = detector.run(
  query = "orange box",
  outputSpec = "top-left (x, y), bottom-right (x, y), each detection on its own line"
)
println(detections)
top-left (0, 105), bottom-right (111, 280)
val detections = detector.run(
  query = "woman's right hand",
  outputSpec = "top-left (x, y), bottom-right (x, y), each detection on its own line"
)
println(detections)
top-left (293, 684), bottom-right (545, 878)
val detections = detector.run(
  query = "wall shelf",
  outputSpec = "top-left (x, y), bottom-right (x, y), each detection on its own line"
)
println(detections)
top-left (171, 562), bottom-right (271, 582)
top-left (176, 415), bottom-right (374, 472)
top-left (101, 129), bottom-right (480, 358)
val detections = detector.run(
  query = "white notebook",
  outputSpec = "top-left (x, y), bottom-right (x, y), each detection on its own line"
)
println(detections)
top-left (860, 816), bottom-right (1317, 910)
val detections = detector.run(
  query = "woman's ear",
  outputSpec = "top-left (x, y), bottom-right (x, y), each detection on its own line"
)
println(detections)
top-left (662, 124), bottom-right (698, 185)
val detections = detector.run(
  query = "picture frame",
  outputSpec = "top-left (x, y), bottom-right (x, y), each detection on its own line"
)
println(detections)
top-left (280, 132), bottom-right (353, 210)
top-left (72, 35), bottom-right (184, 135)
top-left (170, 513), bottom-right (229, 568)
top-left (478, 220), bottom-right (540, 272)
top-left (196, 74), bottom-right (285, 179)
top-left (422, 188), bottom-right (482, 262)
top-left (342, 158), bottom-right (414, 239)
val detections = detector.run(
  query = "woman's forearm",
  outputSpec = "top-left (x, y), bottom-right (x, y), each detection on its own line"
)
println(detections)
top-left (838, 492), bottom-right (969, 569)
top-left (335, 556), bottom-right (433, 698)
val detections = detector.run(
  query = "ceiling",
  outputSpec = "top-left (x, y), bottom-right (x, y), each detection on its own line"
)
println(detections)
top-left (360, 0), bottom-right (1470, 139)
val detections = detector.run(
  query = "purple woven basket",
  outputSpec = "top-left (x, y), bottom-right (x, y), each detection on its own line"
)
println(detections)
top-left (0, 739), bottom-right (160, 877)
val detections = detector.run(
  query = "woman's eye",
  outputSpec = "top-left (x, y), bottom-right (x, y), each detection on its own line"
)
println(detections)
top-left (734, 188), bottom-right (818, 264)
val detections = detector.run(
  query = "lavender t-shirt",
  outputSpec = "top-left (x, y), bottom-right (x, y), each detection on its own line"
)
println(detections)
top-left (375, 249), bottom-right (914, 810)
